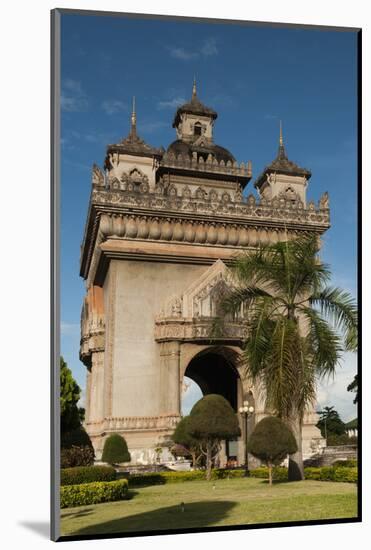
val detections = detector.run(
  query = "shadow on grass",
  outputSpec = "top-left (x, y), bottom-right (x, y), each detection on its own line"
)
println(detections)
top-left (62, 508), bottom-right (95, 519)
top-left (72, 500), bottom-right (237, 536)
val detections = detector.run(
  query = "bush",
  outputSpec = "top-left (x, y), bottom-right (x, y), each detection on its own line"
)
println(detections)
top-left (304, 466), bottom-right (357, 483)
top-left (61, 465), bottom-right (116, 486)
top-left (60, 479), bottom-right (129, 508)
top-left (60, 446), bottom-right (95, 469)
top-left (60, 426), bottom-right (95, 468)
top-left (129, 468), bottom-right (246, 487)
top-left (102, 434), bottom-right (131, 465)
top-left (332, 459), bottom-right (357, 468)
top-left (247, 417), bottom-right (297, 485)
top-left (333, 467), bottom-right (358, 483)
top-left (61, 426), bottom-right (93, 448)
top-left (303, 467), bottom-right (321, 480)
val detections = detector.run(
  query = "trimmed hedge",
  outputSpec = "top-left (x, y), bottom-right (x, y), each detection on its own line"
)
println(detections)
top-left (124, 465), bottom-right (358, 488)
top-left (61, 466), bottom-right (116, 486)
top-left (60, 479), bottom-right (129, 508)
top-left (305, 466), bottom-right (357, 483)
top-left (332, 459), bottom-right (357, 468)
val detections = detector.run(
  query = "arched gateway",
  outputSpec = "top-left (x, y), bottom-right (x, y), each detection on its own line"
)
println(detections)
top-left (80, 83), bottom-right (330, 465)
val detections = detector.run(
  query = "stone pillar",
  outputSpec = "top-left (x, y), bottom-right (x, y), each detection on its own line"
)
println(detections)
top-left (159, 341), bottom-right (181, 415)
top-left (89, 351), bottom-right (105, 422)
top-left (85, 368), bottom-right (92, 423)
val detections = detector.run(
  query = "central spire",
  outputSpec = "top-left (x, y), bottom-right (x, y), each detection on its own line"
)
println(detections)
top-left (277, 120), bottom-right (287, 160)
top-left (192, 75), bottom-right (197, 99)
top-left (130, 96), bottom-right (137, 138)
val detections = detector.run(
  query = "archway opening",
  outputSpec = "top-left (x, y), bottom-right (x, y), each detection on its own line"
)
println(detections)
top-left (184, 349), bottom-right (240, 411)
top-left (182, 348), bottom-right (242, 467)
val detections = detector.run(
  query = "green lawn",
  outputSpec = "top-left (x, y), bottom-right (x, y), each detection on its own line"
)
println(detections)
top-left (60, 477), bottom-right (357, 537)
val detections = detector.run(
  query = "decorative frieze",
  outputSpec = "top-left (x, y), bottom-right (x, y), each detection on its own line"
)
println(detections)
top-left (154, 318), bottom-right (248, 342)
top-left (85, 414), bottom-right (181, 436)
top-left (98, 213), bottom-right (317, 249)
top-left (91, 187), bottom-right (330, 226)
top-left (160, 150), bottom-right (252, 178)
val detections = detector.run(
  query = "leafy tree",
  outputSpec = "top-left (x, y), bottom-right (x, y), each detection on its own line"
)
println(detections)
top-left (172, 415), bottom-right (202, 468)
top-left (60, 356), bottom-right (83, 433)
top-left (60, 357), bottom-right (94, 467)
top-left (215, 234), bottom-right (357, 481)
top-left (316, 406), bottom-right (345, 438)
top-left (347, 374), bottom-right (358, 404)
top-left (247, 416), bottom-right (297, 485)
top-left (102, 434), bottom-right (131, 465)
top-left (187, 394), bottom-right (240, 481)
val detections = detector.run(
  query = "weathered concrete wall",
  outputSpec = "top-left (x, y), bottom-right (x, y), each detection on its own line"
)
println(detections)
top-left (110, 260), bottom-right (207, 418)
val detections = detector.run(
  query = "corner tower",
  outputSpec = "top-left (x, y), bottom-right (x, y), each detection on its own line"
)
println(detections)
top-left (255, 122), bottom-right (311, 207)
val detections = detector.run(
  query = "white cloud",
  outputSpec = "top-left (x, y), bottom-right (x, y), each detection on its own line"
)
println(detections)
top-left (181, 377), bottom-right (203, 415)
top-left (61, 79), bottom-right (88, 112)
top-left (78, 388), bottom-right (86, 409)
top-left (169, 38), bottom-right (218, 61)
top-left (157, 96), bottom-right (186, 110)
top-left (200, 38), bottom-right (218, 57)
top-left (102, 99), bottom-right (128, 115)
top-left (170, 47), bottom-right (198, 60)
top-left (316, 351), bottom-right (358, 422)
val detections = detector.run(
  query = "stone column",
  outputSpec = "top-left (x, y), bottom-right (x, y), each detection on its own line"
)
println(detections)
top-left (159, 341), bottom-right (181, 415)
top-left (85, 368), bottom-right (92, 423)
top-left (89, 351), bottom-right (105, 422)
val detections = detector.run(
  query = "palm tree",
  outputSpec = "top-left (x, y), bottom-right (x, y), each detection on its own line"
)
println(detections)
top-left (215, 234), bottom-right (357, 480)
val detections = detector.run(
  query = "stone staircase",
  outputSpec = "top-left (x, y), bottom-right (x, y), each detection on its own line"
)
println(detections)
top-left (304, 445), bottom-right (357, 467)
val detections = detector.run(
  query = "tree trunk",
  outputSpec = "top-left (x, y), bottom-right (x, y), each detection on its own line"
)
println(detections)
top-left (191, 451), bottom-right (196, 469)
top-left (268, 461), bottom-right (273, 486)
top-left (287, 413), bottom-right (304, 481)
top-left (206, 441), bottom-right (213, 481)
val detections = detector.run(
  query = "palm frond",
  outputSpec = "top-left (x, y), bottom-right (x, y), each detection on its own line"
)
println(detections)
top-left (310, 286), bottom-right (358, 351)
top-left (299, 306), bottom-right (343, 380)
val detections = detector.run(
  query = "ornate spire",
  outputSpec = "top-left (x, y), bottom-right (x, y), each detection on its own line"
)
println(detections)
top-left (277, 120), bottom-right (287, 160)
top-left (279, 120), bottom-right (283, 146)
top-left (130, 96), bottom-right (137, 138)
top-left (192, 75), bottom-right (197, 99)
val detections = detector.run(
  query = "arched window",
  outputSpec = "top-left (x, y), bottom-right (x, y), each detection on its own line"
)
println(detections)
top-left (194, 122), bottom-right (202, 136)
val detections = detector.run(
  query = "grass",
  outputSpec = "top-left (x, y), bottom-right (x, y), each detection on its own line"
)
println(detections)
top-left (60, 477), bottom-right (357, 537)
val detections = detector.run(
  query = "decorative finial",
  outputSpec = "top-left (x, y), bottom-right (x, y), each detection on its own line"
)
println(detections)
top-left (277, 119), bottom-right (287, 160)
top-left (192, 75), bottom-right (197, 98)
top-left (130, 96), bottom-right (137, 137)
top-left (279, 120), bottom-right (283, 147)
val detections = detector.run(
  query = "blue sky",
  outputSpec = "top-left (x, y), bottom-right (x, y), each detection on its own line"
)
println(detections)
top-left (60, 13), bottom-right (358, 421)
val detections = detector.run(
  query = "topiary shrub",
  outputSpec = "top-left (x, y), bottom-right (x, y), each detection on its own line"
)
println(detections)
top-left (102, 434), bottom-right (131, 465)
top-left (61, 465), bottom-right (116, 486)
top-left (60, 479), bottom-right (128, 508)
top-left (187, 394), bottom-right (241, 481)
top-left (172, 416), bottom-right (202, 468)
top-left (247, 416), bottom-right (297, 485)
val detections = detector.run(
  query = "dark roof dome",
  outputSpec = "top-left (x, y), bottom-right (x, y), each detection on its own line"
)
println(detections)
top-left (167, 139), bottom-right (235, 164)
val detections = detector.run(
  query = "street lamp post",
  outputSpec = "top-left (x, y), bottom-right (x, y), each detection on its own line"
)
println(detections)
top-left (239, 401), bottom-right (255, 477)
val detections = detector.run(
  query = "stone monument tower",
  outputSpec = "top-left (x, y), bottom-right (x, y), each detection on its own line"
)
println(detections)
top-left (79, 82), bottom-right (330, 465)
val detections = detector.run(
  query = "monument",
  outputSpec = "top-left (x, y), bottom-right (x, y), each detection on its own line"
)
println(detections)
top-left (79, 81), bottom-right (330, 465)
